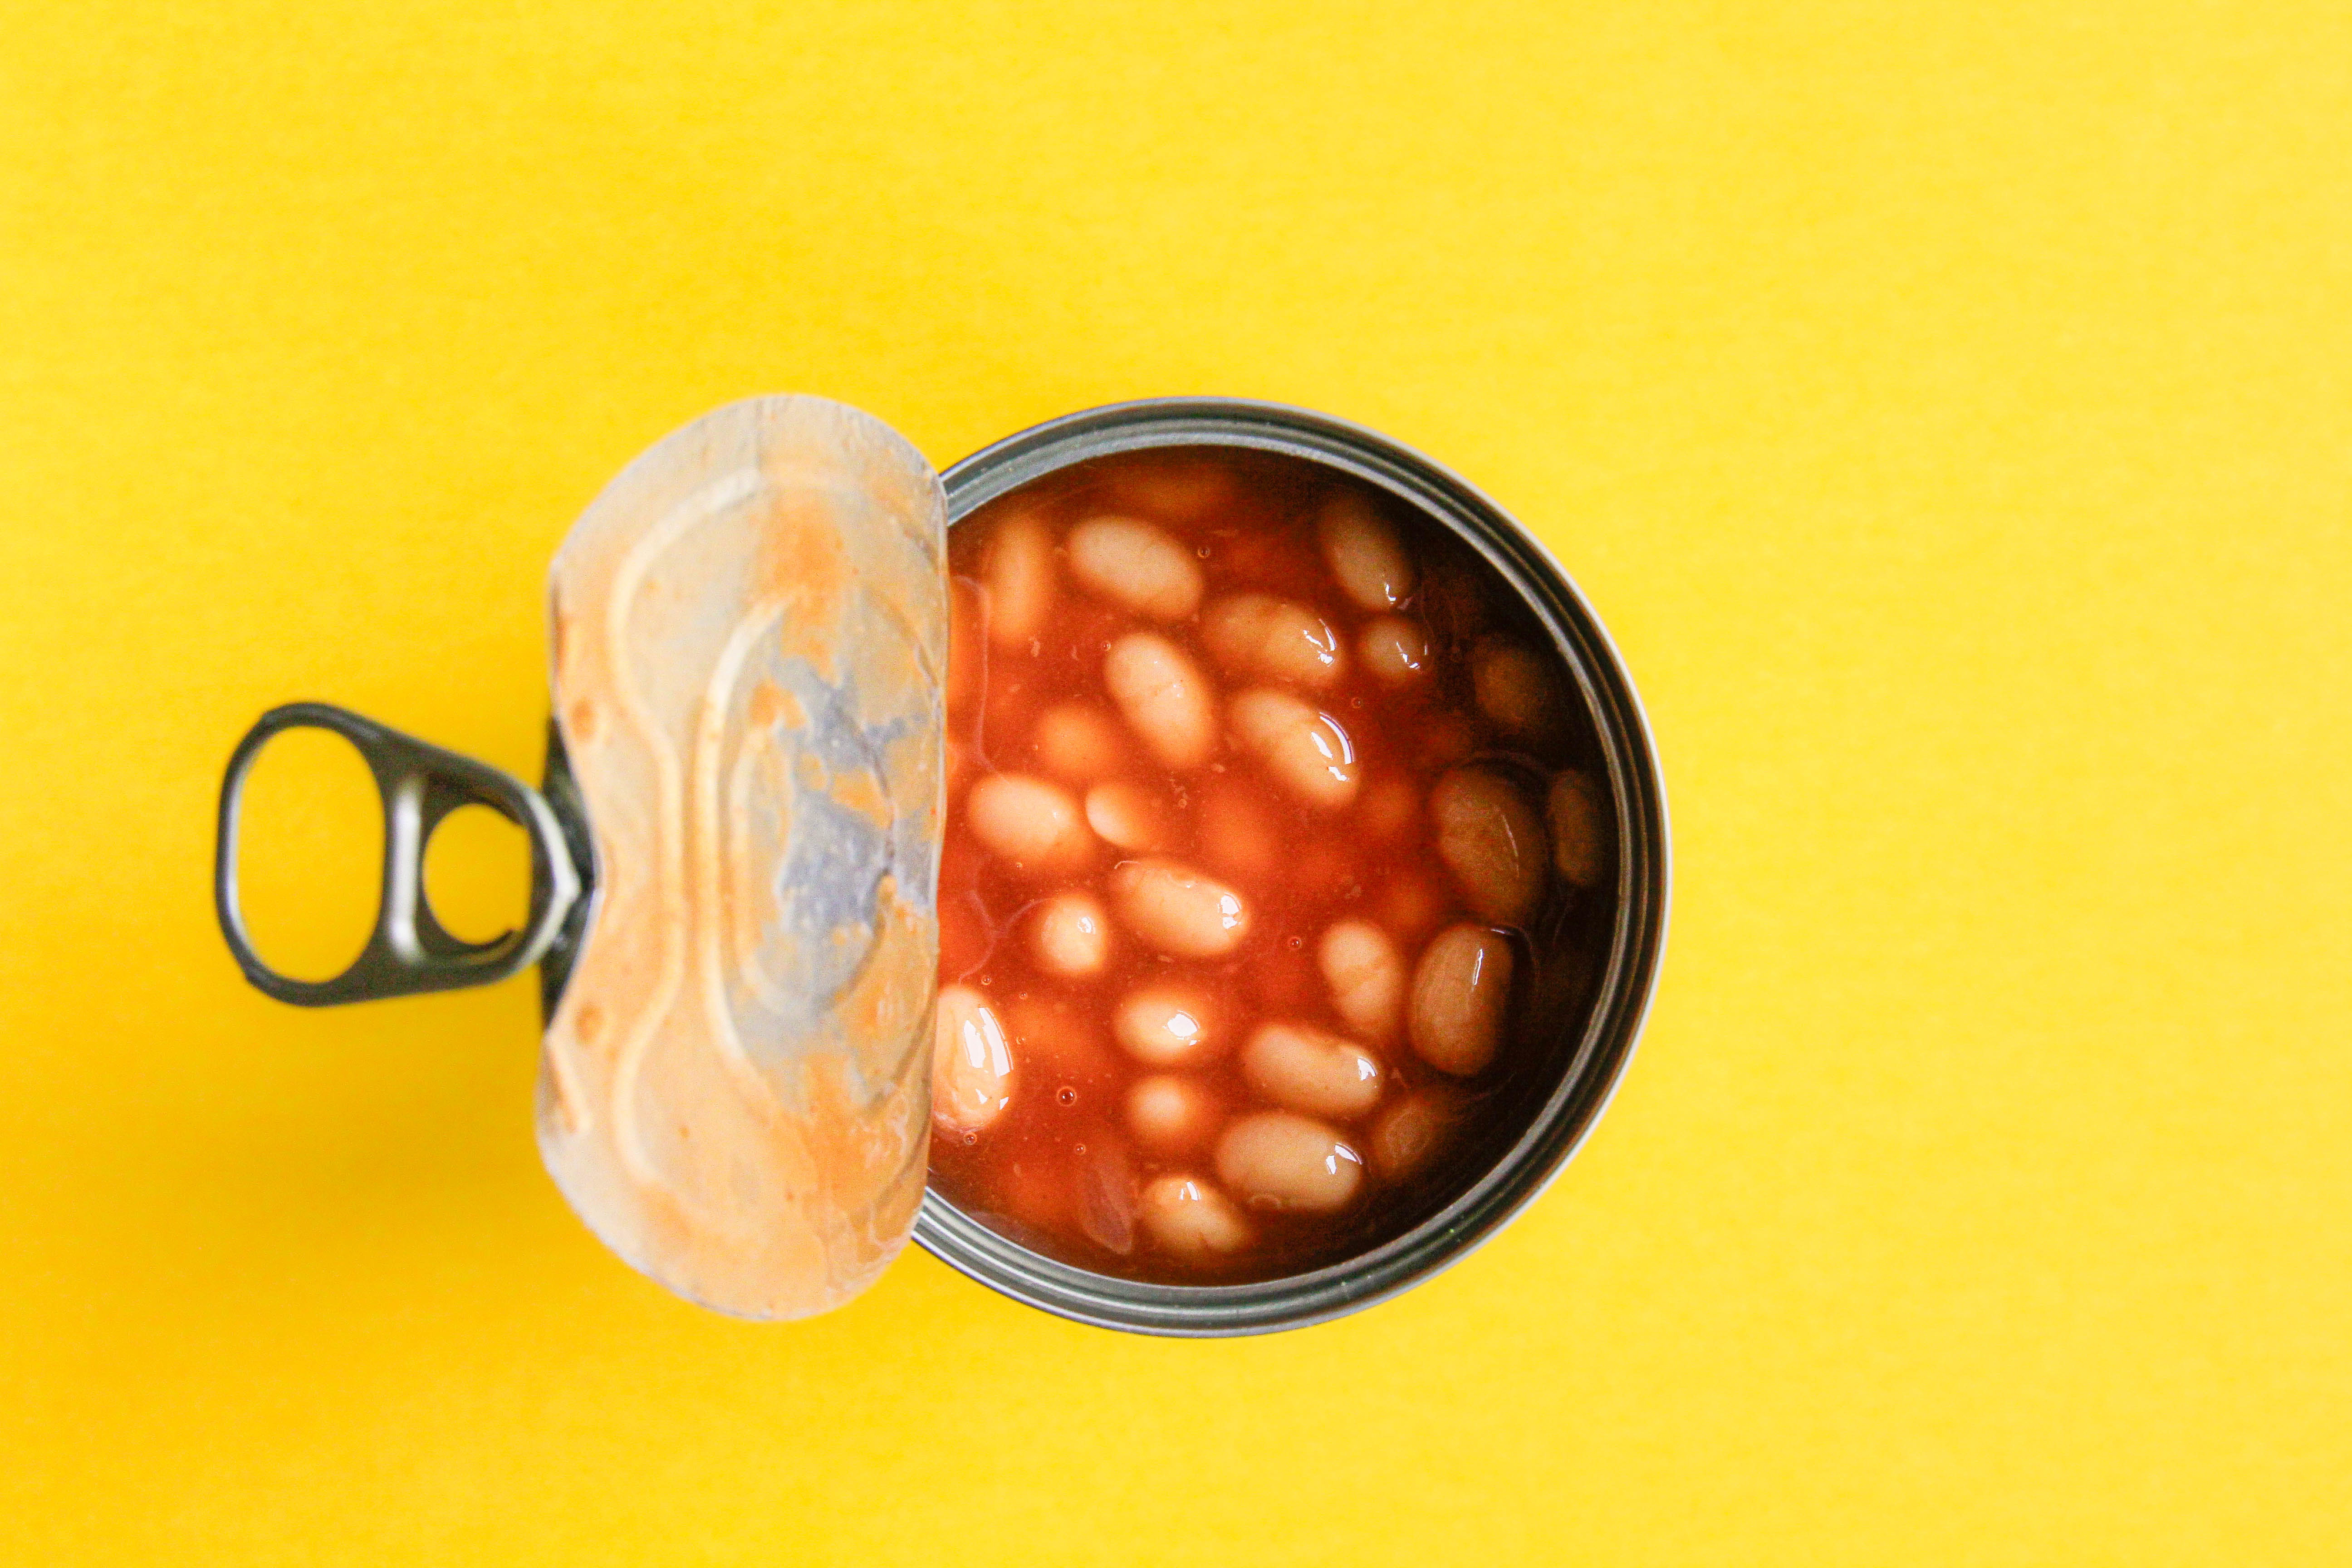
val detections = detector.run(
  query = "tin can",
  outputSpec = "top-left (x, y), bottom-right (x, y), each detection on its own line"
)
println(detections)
top-left (213, 396), bottom-right (1669, 1335)
top-left (917, 399), bottom-right (1668, 1333)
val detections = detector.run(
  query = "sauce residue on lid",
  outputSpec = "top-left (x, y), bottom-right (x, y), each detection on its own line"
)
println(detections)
top-left (536, 394), bottom-right (947, 1320)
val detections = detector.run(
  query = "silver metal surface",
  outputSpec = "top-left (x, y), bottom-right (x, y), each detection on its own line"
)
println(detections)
top-left (911, 397), bottom-right (1672, 1337)
top-left (214, 703), bottom-right (583, 1005)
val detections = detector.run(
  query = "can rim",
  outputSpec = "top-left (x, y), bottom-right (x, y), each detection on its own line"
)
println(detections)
top-left (913, 396), bottom-right (1672, 1336)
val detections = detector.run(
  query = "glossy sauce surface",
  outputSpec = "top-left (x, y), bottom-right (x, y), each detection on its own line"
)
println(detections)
top-left (928, 449), bottom-right (1613, 1282)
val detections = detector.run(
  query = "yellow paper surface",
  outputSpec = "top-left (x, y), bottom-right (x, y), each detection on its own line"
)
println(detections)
top-left (2, 2), bottom-right (2346, 1561)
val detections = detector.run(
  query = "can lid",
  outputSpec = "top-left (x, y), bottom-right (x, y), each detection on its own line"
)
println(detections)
top-left (534, 395), bottom-right (948, 1320)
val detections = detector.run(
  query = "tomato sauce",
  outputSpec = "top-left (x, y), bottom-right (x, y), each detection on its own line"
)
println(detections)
top-left (927, 449), bottom-right (1611, 1282)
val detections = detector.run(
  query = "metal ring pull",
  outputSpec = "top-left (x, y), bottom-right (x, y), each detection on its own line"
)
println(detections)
top-left (214, 702), bottom-right (582, 1005)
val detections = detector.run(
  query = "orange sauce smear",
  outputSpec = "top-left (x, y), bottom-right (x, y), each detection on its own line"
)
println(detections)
top-left (928, 449), bottom-right (1611, 1283)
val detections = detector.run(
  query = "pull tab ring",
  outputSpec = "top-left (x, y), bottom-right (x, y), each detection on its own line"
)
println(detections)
top-left (215, 703), bottom-right (582, 1005)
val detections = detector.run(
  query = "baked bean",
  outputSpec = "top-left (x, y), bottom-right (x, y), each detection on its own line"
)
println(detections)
top-left (1429, 766), bottom-right (1546, 924)
top-left (1068, 515), bottom-right (1204, 621)
top-left (1104, 454), bottom-right (1238, 526)
top-left (1083, 780), bottom-right (1174, 853)
top-left (1472, 638), bottom-right (1563, 738)
top-left (1377, 869), bottom-right (1449, 944)
top-left (1422, 713), bottom-right (1479, 770)
top-left (1358, 614), bottom-right (1430, 686)
top-left (988, 1158), bottom-right (1071, 1236)
top-left (1241, 1022), bottom-right (1385, 1120)
top-left (1547, 770), bottom-right (1607, 888)
top-left (933, 985), bottom-right (1015, 1134)
top-left (1201, 593), bottom-right (1345, 690)
top-left (1357, 773), bottom-right (1419, 844)
top-left (981, 508), bottom-right (1056, 647)
top-left (1107, 858), bottom-right (1250, 958)
top-left (1229, 688), bottom-right (1358, 808)
top-left (1127, 1074), bottom-right (1221, 1154)
top-left (1317, 492), bottom-right (1415, 611)
top-left (966, 773), bottom-right (1094, 874)
top-left (947, 576), bottom-right (986, 715)
top-left (1077, 1141), bottom-right (1139, 1256)
top-left (1140, 1174), bottom-right (1254, 1258)
top-left (1032, 702), bottom-right (1126, 782)
top-left (1408, 924), bottom-right (1514, 1076)
top-left (1104, 631), bottom-right (1217, 768)
top-left (1369, 1091), bottom-right (1452, 1182)
top-left (1215, 1112), bottom-right (1365, 1212)
top-left (1318, 920), bottom-right (1405, 1043)
top-left (1028, 892), bottom-right (1110, 977)
top-left (1113, 981), bottom-right (1224, 1066)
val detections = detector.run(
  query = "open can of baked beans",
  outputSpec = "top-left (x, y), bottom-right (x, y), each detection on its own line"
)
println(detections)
top-left (213, 396), bottom-right (1669, 1336)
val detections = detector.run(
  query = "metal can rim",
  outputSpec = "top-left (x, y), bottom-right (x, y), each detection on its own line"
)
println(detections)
top-left (913, 396), bottom-right (1672, 1336)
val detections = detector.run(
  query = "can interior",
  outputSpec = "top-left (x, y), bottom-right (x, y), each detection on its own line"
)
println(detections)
top-left (911, 400), bottom-right (1669, 1336)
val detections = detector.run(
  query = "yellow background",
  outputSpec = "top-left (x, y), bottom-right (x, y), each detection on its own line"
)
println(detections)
top-left (4, 1), bottom-right (2347, 1560)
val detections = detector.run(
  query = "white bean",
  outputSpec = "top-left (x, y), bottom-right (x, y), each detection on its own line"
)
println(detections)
top-left (1112, 981), bottom-right (1224, 1065)
top-left (1429, 765), bottom-right (1546, 924)
top-left (1028, 892), bottom-right (1110, 977)
top-left (1084, 780), bottom-right (1173, 852)
top-left (1472, 638), bottom-right (1563, 738)
top-left (1377, 868), bottom-right (1448, 945)
top-left (1357, 773), bottom-right (1420, 844)
top-left (1229, 688), bottom-right (1358, 808)
top-left (966, 773), bottom-right (1094, 874)
top-left (1358, 615), bottom-right (1430, 686)
top-left (1067, 514), bottom-right (1204, 621)
top-left (1215, 1112), bottom-right (1365, 1212)
top-left (1107, 858), bottom-right (1250, 957)
top-left (1317, 492), bottom-right (1415, 611)
top-left (1077, 1140), bottom-right (1138, 1256)
top-left (1127, 1074), bottom-right (1221, 1154)
top-left (1318, 920), bottom-right (1405, 1043)
top-left (932, 985), bottom-right (1015, 1134)
top-left (1104, 454), bottom-right (1238, 526)
top-left (1104, 631), bottom-right (1217, 769)
top-left (1241, 1022), bottom-right (1385, 1120)
top-left (947, 576), bottom-right (985, 717)
top-left (1140, 1174), bottom-right (1254, 1258)
top-left (1408, 924), bottom-right (1514, 1076)
top-left (981, 509), bottom-right (1056, 647)
top-left (1200, 594), bottom-right (1345, 690)
top-left (1547, 770), bottom-right (1607, 888)
top-left (1369, 1091), bottom-right (1452, 1182)
top-left (1031, 703), bottom-right (1126, 782)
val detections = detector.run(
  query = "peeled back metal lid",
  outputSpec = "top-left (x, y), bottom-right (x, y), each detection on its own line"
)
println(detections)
top-left (540, 395), bottom-right (946, 1319)
top-left (216, 396), bottom-right (951, 1320)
